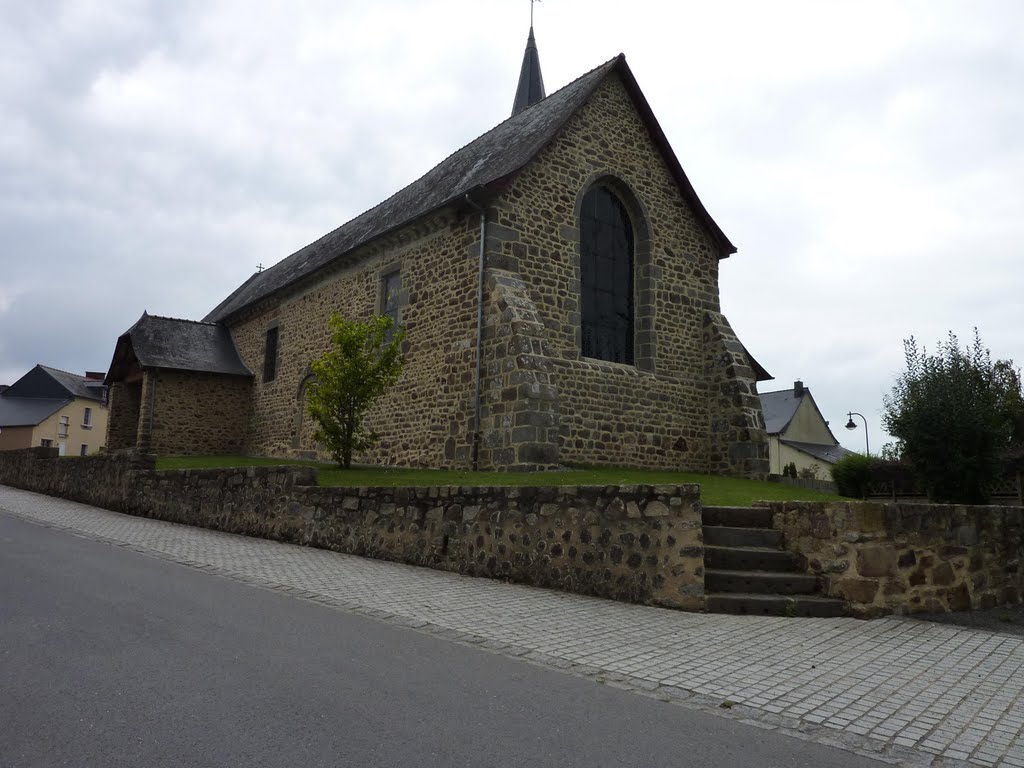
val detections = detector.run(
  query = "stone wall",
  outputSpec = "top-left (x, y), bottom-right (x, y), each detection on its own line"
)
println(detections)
top-left (481, 72), bottom-right (765, 474)
top-left (138, 370), bottom-right (251, 456)
top-left (211, 69), bottom-right (766, 476)
top-left (106, 381), bottom-right (142, 450)
top-left (228, 213), bottom-right (480, 469)
top-left (768, 501), bottom-right (1024, 617)
top-left (0, 449), bottom-right (704, 610)
top-left (703, 312), bottom-right (769, 479)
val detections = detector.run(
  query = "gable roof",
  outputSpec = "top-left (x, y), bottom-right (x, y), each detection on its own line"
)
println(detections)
top-left (106, 313), bottom-right (253, 382)
top-left (0, 397), bottom-right (67, 428)
top-left (780, 439), bottom-right (855, 465)
top-left (759, 388), bottom-right (803, 435)
top-left (205, 54), bottom-right (735, 324)
top-left (4, 364), bottom-right (105, 402)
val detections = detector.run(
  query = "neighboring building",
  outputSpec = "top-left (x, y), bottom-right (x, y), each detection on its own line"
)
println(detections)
top-left (759, 380), bottom-right (854, 477)
top-left (104, 30), bottom-right (771, 476)
top-left (0, 365), bottom-right (109, 455)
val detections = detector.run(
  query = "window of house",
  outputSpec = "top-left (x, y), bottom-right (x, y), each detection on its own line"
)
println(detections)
top-left (381, 270), bottom-right (401, 338)
top-left (83, 407), bottom-right (92, 428)
top-left (40, 439), bottom-right (53, 448)
top-left (580, 186), bottom-right (634, 364)
top-left (58, 415), bottom-right (70, 438)
top-left (80, 444), bottom-right (88, 456)
top-left (263, 326), bottom-right (279, 383)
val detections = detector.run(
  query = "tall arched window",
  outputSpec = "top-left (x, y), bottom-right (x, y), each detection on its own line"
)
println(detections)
top-left (580, 185), bottom-right (634, 364)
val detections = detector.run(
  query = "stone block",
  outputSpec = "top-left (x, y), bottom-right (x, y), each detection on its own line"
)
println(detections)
top-left (857, 547), bottom-right (897, 577)
top-left (838, 578), bottom-right (879, 604)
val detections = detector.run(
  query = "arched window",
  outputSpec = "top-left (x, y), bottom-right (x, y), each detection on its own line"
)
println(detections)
top-left (580, 185), bottom-right (634, 364)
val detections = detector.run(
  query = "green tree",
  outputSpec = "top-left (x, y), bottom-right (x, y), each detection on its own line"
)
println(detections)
top-left (306, 314), bottom-right (405, 469)
top-left (882, 330), bottom-right (1016, 503)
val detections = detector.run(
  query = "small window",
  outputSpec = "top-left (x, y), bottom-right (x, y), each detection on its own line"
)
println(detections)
top-left (83, 407), bottom-right (92, 427)
top-left (263, 326), bottom-right (279, 383)
top-left (40, 439), bottom-right (53, 448)
top-left (382, 270), bottom-right (401, 337)
top-left (80, 444), bottom-right (88, 456)
top-left (58, 415), bottom-right (70, 438)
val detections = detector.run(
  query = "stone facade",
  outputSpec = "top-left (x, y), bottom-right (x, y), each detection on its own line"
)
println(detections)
top-left (216, 72), bottom-right (767, 476)
top-left (0, 448), bottom-right (703, 610)
top-left (768, 501), bottom-right (1024, 618)
top-left (135, 370), bottom-right (251, 456)
top-left (106, 381), bottom-right (142, 451)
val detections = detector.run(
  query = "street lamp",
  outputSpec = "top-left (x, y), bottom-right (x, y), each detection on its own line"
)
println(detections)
top-left (845, 411), bottom-right (869, 456)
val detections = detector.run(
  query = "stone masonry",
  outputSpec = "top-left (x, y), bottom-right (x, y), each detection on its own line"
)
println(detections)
top-left (768, 501), bottom-right (1024, 618)
top-left (218, 70), bottom-right (766, 475)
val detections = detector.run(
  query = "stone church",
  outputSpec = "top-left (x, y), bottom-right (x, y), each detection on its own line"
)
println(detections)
top-left (104, 28), bottom-right (771, 477)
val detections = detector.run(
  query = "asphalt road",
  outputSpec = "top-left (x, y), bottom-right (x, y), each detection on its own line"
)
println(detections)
top-left (0, 513), bottom-right (884, 768)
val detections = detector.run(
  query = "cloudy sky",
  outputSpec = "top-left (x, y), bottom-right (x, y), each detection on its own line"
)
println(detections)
top-left (2, 0), bottom-right (1021, 455)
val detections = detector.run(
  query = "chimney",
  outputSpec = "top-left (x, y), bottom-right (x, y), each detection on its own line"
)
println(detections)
top-left (794, 380), bottom-right (804, 398)
top-left (85, 371), bottom-right (105, 381)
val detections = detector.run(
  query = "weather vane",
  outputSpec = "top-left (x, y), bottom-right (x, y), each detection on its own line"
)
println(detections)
top-left (531, 0), bottom-right (540, 26)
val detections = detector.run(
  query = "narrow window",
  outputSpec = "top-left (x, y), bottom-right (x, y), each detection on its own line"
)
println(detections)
top-left (381, 270), bottom-right (401, 339)
top-left (58, 415), bottom-right (70, 438)
top-left (80, 444), bottom-right (88, 456)
top-left (263, 326), bottom-right (279, 383)
top-left (83, 407), bottom-right (92, 427)
top-left (580, 186), bottom-right (634, 364)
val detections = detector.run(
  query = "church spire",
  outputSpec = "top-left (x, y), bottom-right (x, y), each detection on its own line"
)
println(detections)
top-left (511, 25), bottom-right (546, 116)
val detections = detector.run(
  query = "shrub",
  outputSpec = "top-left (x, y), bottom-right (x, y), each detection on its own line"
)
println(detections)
top-left (831, 453), bottom-right (873, 498)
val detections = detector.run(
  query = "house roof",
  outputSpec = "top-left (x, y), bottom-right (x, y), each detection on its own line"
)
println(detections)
top-left (780, 439), bottom-right (855, 465)
top-left (3, 364), bottom-right (105, 402)
top-left (205, 54), bottom-right (736, 324)
top-left (0, 397), bottom-right (66, 428)
top-left (759, 388), bottom-right (804, 435)
top-left (106, 313), bottom-right (253, 382)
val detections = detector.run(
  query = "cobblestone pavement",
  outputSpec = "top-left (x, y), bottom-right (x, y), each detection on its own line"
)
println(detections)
top-left (3, 486), bottom-right (1023, 768)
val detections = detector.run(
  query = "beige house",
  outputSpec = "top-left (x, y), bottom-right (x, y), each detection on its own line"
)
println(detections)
top-left (0, 365), bottom-right (109, 455)
top-left (759, 380), bottom-right (853, 477)
top-left (104, 31), bottom-right (771, 476)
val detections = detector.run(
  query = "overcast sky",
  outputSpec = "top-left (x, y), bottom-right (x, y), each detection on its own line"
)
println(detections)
top-left (2, 0), bottom-right (1021, 456)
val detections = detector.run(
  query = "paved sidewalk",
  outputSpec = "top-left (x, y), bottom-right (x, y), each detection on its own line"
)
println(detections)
top-left (3, 486), bottom-right (1023, 767)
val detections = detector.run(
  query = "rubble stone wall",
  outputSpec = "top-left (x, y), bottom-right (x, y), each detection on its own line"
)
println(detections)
top-left (0, 448), bottom-right (704, 610)
top-left (768, 501), bottom-right (1024, 617)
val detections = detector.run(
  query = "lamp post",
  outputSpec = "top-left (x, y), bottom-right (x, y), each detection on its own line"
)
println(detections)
top-left (845, 411), bottom-right (869, 456)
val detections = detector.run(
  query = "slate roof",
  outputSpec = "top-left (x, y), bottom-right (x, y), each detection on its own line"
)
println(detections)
top-left (38, 366), bottom-right (106, 401)
top-left (205, 54), bottom-right (736, 324)
top-left (780, 439), bottom-right (855, 465)
top-left (3, 364), bottom-right (105, 402)
top-left (759, 388), bottom-right (803, 435)
top-left (512, 26), bottom-right (546, 116)
top-left (0, 397), bottom-right (66, 427)
top-left (106, 313), bottom-right (253, 382)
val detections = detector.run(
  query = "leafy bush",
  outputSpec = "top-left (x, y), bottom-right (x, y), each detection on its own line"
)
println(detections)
top-left (883, 330), bottom-right (1020, 503)
top-left (831, 453), bottom-right (873, 498)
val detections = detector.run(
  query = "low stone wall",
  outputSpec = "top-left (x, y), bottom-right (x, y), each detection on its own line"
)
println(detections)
top-left (767, 501), bottom-right (1024, 617)
top-left (0, 449), bottom-right (704, 610)
top-left (767, 474), bottom-right (838, 495)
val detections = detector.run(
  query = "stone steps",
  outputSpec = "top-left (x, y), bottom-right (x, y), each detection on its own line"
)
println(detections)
top-left (702, 505), bottom-right (848, 618)
top-left (706, 593), bottom-right (849, 618)
top-left (705, 568), bottom-right (818, 595)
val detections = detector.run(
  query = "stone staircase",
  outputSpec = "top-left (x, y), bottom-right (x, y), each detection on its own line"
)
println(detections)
top-left (702, 506), bottom-right (848, 617)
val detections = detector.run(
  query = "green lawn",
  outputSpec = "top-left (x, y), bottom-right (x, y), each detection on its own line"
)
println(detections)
top-left (154, 456), bottom-right (842, 507)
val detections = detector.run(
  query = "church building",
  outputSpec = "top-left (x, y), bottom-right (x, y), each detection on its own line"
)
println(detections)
top-left (104, 28), bottom-right (772, 477)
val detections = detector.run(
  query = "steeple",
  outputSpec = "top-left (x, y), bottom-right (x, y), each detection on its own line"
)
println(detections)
top-left (511, 26), bottom-right (546, 116)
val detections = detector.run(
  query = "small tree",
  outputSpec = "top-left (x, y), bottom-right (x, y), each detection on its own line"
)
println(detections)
top-left (306, 314), bottom-right (405, 469)
top-left (882, 330), bottom-right (1015, 503)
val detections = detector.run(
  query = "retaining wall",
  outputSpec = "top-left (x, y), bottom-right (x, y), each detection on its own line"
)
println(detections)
top-left (0, 449), bottom-right (704, 610)
top-left (767, 501), bottom-right (1024, 617)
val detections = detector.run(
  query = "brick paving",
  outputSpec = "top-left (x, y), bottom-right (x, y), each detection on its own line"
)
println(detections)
top-left (3, 485), bottom-right (1023, 767)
